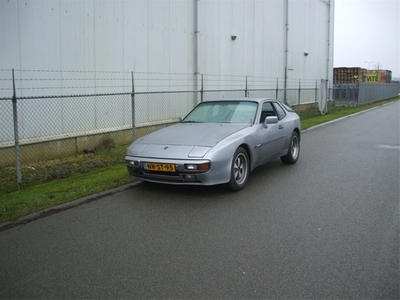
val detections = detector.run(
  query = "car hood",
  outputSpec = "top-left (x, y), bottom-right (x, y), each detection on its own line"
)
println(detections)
top-left (127, 123), bottom-right (250, 159)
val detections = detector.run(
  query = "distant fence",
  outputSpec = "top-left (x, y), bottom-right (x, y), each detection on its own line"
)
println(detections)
top-left (1, 69), bottom-right (399, 189)
top-left (332, 82), bottom-right (400, 106)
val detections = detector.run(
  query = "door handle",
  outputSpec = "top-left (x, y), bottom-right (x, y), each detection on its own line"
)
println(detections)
top-left (279, 125), bottom-right (284, 129)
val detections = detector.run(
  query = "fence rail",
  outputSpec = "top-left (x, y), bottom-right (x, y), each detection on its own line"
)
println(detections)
top-left (1, 69), bottom-right (399, 189)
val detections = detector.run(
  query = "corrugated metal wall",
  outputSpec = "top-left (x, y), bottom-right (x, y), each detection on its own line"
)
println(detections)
top-left (1, 0), bottom-right (333, 89)
top-left (1, 0), bottom-right (196, 96)
top-left (0, 0), bottom-right (334, 145)
top-left (199, 0), bottom-right (333, 82)
top-left (201, 1), bottom-right (285, 78)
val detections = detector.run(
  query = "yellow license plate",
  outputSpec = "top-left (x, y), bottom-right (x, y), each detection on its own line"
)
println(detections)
top-left (145, 163), bottom-right (176, 172)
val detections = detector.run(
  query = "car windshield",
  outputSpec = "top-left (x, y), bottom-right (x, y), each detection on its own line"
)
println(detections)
top-left (182, 101), bottom-right (258, 124)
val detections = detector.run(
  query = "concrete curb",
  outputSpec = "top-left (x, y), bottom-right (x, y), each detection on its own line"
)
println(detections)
top-left (0, 182), bottom-right (140, 232)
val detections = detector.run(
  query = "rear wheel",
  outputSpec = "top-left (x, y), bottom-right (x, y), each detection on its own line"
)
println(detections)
top-left (228, 147), bottom-right (249, 191)
top-left (280, 131), bottom-right (300, 164)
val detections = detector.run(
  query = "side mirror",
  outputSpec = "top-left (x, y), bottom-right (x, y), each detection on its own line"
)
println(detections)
top-left (264, 116), bottom-right (278, 128)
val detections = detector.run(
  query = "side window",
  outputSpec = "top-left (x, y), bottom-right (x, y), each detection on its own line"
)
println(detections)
top-left (273, 103), bottom-right (286, 120)
top-left (259, 102), bottom-right (276, 123)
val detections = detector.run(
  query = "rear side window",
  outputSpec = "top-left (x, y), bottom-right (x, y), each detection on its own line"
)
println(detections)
top-left (273, 103), bottom-right (286, 120)
top-left (281, 102), bottom-right (296, 112)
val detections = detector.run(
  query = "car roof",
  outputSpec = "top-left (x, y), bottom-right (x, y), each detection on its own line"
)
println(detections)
top-left (202, 98), bottom-right (277, 104)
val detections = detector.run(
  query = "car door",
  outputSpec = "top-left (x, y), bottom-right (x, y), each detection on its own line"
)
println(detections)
top-left (257, 101), bottom-right (285, 160)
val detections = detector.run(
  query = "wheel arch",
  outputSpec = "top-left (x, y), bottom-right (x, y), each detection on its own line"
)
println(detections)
top-left (294, 127), bottom-right (301, 141)
top-left (238, 143), bottom-right (253, 170)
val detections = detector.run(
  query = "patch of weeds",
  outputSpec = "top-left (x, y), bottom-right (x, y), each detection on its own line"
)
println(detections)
top-left (1, 144), bottom-right (129, 194)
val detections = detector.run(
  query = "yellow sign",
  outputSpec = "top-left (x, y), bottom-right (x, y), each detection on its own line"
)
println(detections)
top-left (366, 73), bottom-right (381, 83)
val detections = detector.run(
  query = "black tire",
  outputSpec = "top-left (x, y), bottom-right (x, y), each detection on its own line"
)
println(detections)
top-left (227, 147), bottom-right (250, 191)
top-left (280, 131), bottom-right (300, 164)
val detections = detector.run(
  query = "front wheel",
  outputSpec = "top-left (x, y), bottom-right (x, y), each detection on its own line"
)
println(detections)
top-left (227, 147), bottom-right (250, 191)
top-left (280, 131), bottom-right (300, 164)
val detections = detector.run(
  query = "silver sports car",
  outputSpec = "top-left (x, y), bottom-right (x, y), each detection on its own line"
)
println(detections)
top-left (125, 98), bottom-right (301, 191)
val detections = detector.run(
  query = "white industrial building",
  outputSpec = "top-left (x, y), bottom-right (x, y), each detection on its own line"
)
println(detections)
top-left (0, 0), bottom-right (334, 164)
top-left (1, 0), bottom-right (334, 95)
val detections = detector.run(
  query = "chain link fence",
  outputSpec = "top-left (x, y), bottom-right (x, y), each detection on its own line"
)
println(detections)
top-left (1, 69), bottom-right (399, 190)
top-left (331, 82), bottom-right (400, 107)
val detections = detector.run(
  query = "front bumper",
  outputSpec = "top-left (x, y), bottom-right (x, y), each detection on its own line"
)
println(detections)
top-left (125, 155), bottom-right (231, 186)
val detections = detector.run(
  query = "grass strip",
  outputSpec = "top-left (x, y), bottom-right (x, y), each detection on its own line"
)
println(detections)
top-left (0, 164), bottom-right (133, 223)
top-left (301, 98), bottom-right (399, 130)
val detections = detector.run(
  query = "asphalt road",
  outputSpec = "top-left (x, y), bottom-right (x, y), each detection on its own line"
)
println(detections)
top-left (1, 102), bottom-right (399, 299)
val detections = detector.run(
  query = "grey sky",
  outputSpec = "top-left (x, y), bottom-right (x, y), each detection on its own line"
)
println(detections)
top-left (334, 0), bottom-right (400, 77)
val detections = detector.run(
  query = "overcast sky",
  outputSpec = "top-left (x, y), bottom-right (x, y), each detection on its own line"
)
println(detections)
top-left (334, 0), bottom-right (400, 77)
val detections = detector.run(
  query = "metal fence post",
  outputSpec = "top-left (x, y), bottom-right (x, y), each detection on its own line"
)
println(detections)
top-left (328, 84), bottom-right (332, 112)
top-left (131, 72), bottom-right (136, 141)
top-left (12, 69), bottom-right (22, 190)
top-left (298, 79), bottom-right (301, 107)
top-left (350, 85), bottom-right (354, 107)
top-left (326, 83), bottom-right (329, 114)
top-left (200, 73), bottom-right (204, 102)
top-left (314, 80), bottom-right (318, 115)
top-left (245, 76), bottom-right (248, 97)
top-left (356, 84), bottom-right (360, 106)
